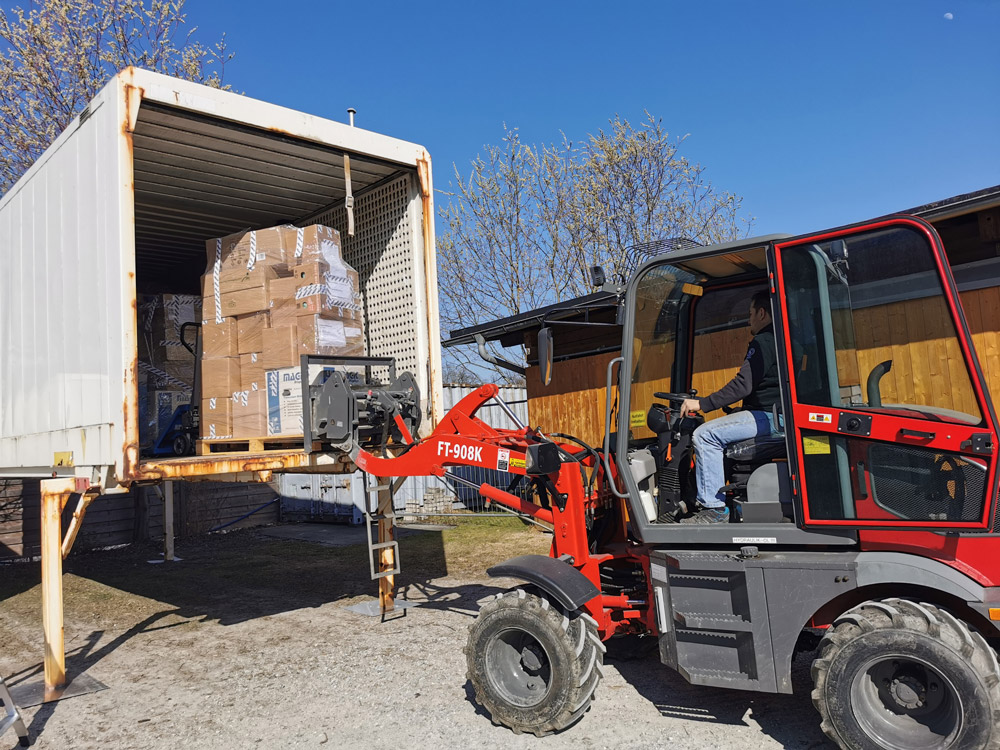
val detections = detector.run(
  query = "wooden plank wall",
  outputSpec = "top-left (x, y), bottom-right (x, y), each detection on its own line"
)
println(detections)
top-left (0, 479), bottom-right (278, 561)
top-left (526, 352), bottom-right (618, 448)
top-left (527, 286), bottom-right (1000, 440)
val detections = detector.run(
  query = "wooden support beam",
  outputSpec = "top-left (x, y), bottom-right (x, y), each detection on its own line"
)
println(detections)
top-left (40, 476), bottom-right (91, 700)
top-left (163, 481), bottom-right (175, 562)
top-left (376, 476), bottom-right (395, 614)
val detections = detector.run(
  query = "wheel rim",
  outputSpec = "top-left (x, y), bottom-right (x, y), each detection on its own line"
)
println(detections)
top-left (850, 652), bottom-right (963, 750)
top-left (485, 627), bottom-right (553, 708)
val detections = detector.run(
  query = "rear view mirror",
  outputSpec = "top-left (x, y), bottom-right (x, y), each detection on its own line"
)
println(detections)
top-left (538, 326), bottom-right (554, 386)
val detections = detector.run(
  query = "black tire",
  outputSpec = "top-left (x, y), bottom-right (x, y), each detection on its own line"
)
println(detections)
top-left (171, 433), bottom-right (190, 456)
top-left (811, 598), bottom-right (1000, 750)
top-left (466, 588), bottom-right (604, 736)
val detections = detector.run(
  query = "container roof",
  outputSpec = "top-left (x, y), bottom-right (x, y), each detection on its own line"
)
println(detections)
top-left (132, 101), bottom-right (403, 283)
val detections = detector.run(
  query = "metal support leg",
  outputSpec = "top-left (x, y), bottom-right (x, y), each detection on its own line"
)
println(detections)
top-left (39, 477), bottom-right (91, 700)
top-left (163, 481), bottom-right (175, 562)
top-left (0, 675), bottom-right (29, 747)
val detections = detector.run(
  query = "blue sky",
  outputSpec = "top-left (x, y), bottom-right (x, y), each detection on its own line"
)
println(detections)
top-left (184, 0), bottom-right (998, 236)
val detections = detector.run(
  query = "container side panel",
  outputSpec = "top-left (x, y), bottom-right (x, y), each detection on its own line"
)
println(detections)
top-left (0, 84), bottom-right (125, 474)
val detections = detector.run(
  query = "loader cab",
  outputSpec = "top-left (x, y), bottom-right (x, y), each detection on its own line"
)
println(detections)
top-left (615, 217), bottom-right (1000, 546)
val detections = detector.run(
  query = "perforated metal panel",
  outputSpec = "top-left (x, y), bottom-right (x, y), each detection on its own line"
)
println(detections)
top-left (311, 174), bottom-right (421, 377)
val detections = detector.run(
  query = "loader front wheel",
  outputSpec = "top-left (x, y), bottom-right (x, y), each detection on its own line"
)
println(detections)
top-left (466, 588), bottom-right (604, 736)
top-left (811, 598), bottom-right (1000, 750)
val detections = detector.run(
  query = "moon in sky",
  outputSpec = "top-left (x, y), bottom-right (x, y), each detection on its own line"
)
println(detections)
top-left (944, 12), bottom-right (954, 20)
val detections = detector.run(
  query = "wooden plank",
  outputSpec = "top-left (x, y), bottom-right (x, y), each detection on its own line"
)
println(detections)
top-left (196, 435), bottom-right (309, 455)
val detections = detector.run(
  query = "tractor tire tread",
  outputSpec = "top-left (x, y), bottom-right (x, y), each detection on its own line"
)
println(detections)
top-left (812, 597), bottom-right (1000, 750)
top-left (466, 588), bottom-right (603, 737)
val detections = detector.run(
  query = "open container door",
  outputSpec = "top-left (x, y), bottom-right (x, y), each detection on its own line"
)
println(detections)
top-left (769, 216), bottom-right (999, 531)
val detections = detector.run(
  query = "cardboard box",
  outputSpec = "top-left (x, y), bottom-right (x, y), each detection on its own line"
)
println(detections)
top-left (201, 263), bottom-right (280, 298)
top-left (236, 311), bottom-right (269, 355)
top-left (201, 357), bottom-right (241, 398)
top-left (280, 224), bottom-right (341, 267)
top-left (290, 260), bottom-right (330, 286)
top-left (201, 396), bottom-right (233, 439)
top-left (231, 389), bottom-right (267, 438)
top-left (161, 294), bottom-right (202, 360)
top-left (206, 227), bottom-right (289, 274)
top-left (266, 365), bottom-right (339, 436)
top-left (201, 318), bottom-right (238, 358)
top-left (220, 286), bottom-right (269, 317)
top-left (154, 390), bottom-right (190, 437)
top-left (240, 352), bottom-right (265, 392)
top-left (266, 276), bottom-right (300, 307)
top-left (261, 326), bottom-right (300, 370)
top-left (325, 268), bottom-right (362, 310)
top-left (298, 314), bottom-right (366, 356)
top-left (269, 298), bottom-right (299, 329)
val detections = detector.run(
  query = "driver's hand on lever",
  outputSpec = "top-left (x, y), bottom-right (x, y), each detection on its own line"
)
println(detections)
top-left (680, 398), bottom-right (701, 418)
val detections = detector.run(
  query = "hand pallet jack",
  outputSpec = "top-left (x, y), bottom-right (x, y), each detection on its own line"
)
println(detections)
top-left (148, 322), bottom-right (201, 457)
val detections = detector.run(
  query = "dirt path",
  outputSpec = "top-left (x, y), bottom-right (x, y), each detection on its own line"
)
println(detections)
top-left (0, 525), bottom-right (833, 749)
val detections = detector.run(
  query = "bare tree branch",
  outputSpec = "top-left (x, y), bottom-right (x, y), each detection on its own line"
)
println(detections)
top-left (438, 113), bottom-right (754, 382)
top-left (0, 0), bottom-right (234, 194)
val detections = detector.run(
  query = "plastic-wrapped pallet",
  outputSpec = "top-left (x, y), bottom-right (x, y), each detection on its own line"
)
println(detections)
top-left (199, 224), bottom-right (366, 440)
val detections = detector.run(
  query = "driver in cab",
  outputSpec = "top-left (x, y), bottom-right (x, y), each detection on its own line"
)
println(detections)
top-left (679, 290), bottom-right (782, 524)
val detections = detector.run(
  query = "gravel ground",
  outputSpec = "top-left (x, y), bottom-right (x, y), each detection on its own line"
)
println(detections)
top-left (0, 524), bottom-right (834, 750)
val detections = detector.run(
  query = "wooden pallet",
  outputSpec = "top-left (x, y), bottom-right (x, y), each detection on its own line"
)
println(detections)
top-left (195, 435), bottom-right (309, 455)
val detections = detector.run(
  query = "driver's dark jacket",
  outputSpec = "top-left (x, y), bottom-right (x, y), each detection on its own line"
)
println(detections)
top-left (699, 324), bottom-right (780, 413)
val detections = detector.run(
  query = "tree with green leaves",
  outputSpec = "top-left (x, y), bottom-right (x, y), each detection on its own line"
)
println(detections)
top-left (437, 113), bottom-right (754, 380)
top-left (0, 0), bottom-right (232, 194)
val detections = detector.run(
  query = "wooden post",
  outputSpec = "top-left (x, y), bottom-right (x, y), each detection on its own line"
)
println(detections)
top-left (163, 481), bottom-right (175, 562)
top-left (40, 484), bottom-right (67, 699)
top-left (40, 476), bottom-right (90, 700)
top-left (376, 477), bottom-right (395, 613)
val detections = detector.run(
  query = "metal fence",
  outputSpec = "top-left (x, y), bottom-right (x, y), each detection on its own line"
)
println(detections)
top-left (278, 385), bottom-right (534, 523)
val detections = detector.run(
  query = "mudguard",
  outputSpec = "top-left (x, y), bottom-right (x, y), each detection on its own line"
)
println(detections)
top-left (487, 554), bottom-right (600, 611)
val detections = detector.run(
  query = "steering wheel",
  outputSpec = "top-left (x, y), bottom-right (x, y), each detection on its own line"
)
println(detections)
top-left (653, 392), bottom-right (695, 403)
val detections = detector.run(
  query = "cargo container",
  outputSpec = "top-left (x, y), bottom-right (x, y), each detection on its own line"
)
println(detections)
top-left (0, 67), bottom-right (443, 491)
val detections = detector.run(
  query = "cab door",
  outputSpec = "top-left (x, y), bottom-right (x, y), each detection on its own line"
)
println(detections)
top-left (769, 217), bottom-right (999, 530)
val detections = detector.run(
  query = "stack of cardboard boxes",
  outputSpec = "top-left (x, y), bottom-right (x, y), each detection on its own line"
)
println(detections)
top-left (199, 224), bottom-right (365, 439)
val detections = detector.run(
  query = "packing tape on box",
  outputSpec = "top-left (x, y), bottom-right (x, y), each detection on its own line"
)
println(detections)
top-left (138, 360), bottom-right (192, 390)
top-left (295, 283), bottom-right (328, 300)
top-left (207, 423), bottom-right (232, 440)
top-left (232, 390), bottom-right (250, 407)
top-left (213, 238), bottom-right (223, 324)
top-left (295, 227), bottom-right (304, 259)
top-left (247, 230), bottom-right (258, 271)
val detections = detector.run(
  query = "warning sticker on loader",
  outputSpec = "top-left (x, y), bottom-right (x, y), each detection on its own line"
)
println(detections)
top-left (808, 412), bottom-right (833, 424)
top-left (497, 449), bottom-right (510, 472)
top-left (803, 435), bottom-right (831, 454)
top-left (509, 456), bottom-right (526, 470)
top-left (630, 410), bottom-right (646, 428)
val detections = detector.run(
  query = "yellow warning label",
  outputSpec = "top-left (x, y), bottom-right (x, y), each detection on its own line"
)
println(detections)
top-left (509, 456), bottom-right (526, 469)
top-left (803, 435), bottom-right (831, 455)
top-left (630, 410), bottom-right (646, 428)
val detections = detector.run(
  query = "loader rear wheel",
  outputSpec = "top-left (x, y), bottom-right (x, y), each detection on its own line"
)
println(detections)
top-left (466, 588), bottom-right (604, 736)
top-left (811, 598), bottom-right (1000, 750)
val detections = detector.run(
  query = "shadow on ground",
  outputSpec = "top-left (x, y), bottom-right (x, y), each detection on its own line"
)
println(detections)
top-left (607, 638), bottom-right (834, 749)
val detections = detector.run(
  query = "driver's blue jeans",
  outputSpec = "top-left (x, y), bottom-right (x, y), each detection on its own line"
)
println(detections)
top-left (692, 410), bottom-right (780, 508)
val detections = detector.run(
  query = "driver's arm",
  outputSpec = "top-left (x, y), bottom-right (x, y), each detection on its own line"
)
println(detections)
top-left (680, 342), bottom-right (766, 417)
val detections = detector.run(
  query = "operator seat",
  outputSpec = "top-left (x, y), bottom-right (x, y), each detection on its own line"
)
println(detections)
top-left (724, 433), bottom-right (786, 464)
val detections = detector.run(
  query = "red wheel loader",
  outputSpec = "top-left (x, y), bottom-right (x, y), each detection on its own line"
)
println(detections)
top-left (308, 215), bottom-right (1000, 749)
